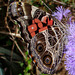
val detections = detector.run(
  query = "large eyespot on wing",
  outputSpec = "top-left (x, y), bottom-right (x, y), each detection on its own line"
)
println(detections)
top-left (30, 33), bottom-right (46, 56)
top-left (43, 55), bottom-right (52, 65)
top-left (41, 51), bottom-right (53, 68)
top-left (36, 43), bottom-right (44, 52)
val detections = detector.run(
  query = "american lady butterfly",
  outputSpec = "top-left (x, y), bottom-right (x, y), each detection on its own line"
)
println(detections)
top-left (7, 1), bottom-right (67, 74)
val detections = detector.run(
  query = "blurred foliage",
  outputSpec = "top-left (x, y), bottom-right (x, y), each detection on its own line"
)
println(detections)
top-left (0, 63), bottom-right (4, 75)
top-left (0, 47), bottom-right (23, 75)
top-left (18, 51), bottom-right (32, 75)
top-left (29, 0), bottom-right (75, 12)
top-left (40, 74), bottom-right (51, 75)
top-left (60, 0), bottom-right (70, 3)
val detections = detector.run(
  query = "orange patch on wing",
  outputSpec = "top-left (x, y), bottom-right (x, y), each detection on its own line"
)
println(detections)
top-left (38, 22), bottom-right (43, 28)
top-left (31, 54), bottom-right (33, 58)
top-left (33, 59), bottom-right (36, 63)
top-left (31, 32), bottom-right (35, 37)
top-left (28, 24), bottom-right (37, 37)
top-left (39, 26), bottom-right (48, 32)
top-left (48, 19), bottom-right (53, 26)
top-left (32, 19), bottom-right (41, 24)
top-left (28, 24), bottom-right (37, 33)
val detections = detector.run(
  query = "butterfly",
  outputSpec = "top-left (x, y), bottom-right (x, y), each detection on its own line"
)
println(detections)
top-left (7, 1), bottom-right (67, 74)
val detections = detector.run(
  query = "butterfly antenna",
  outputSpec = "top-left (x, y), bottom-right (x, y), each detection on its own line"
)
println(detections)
top-left (41, 0), bottom-right (53, 13)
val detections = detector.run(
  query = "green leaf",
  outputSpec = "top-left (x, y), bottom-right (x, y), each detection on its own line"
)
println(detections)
top-left (25, 73), bottom-right (30, 75)
top-left (40, 0), bottom-right (43, 5)
top-left (28, 64), bottom-right (31, 70)
top-left (25, 56), bottom-right (28, 61)
top-left (25, 67), bottom-right (29, 72)
top-left (20, 62), bottom-right (24, 67)
top-left (28, 59), bottom-right (32, 64)
top-left (25, 64), bottom-right (31, 72)
top-left (15, 21), bottom-right (18, 25)
top-left (25, 51), bottom-right (29, 56)
top-left (31, 0), bottom-right (36, 4)
top-left (18, 73), bottom-right (22, 75)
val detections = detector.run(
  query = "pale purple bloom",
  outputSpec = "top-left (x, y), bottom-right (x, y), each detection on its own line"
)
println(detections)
top-left (52, 6), bottom-right (70, 21)
top-left (63, 8), bottom-right (70, 17)
top-left (67, 17), bottom-right (72, 24)
top-left (52, 6), bottom-right (75, 75)
top-left (65, 22), bottom-right (75, 75)
top-left (68, 22), bottom-right (75, 38)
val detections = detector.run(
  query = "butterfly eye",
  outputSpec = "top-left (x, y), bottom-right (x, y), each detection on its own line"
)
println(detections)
top-left (36, 44), bottom-right (44, 52)
top-left (43, 55), bottom-right (52, 65)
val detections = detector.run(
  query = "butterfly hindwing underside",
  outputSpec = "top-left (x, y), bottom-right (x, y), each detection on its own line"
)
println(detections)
top-left (7, 1), bottom-right (66, 74)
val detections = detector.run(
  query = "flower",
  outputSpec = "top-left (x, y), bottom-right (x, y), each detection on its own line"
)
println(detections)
top-left (52, 6), bottom-right (75, 75)
top-left (68, 22), bottom-right (75, 38)
top-left (63, 8), bottom-right (70, 17)
top-left (52, 6), bottom-right (70, 21)
top-left (65, 22), bottom-right (75, 75)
